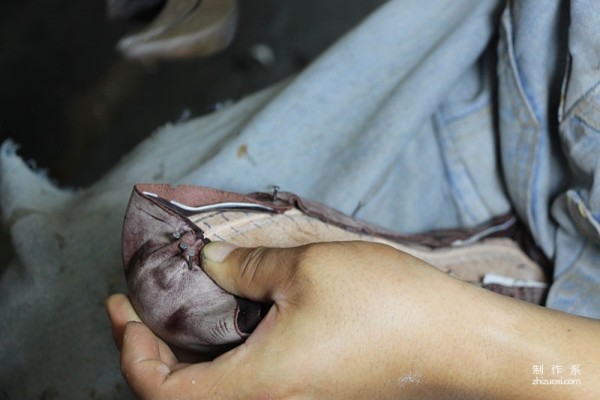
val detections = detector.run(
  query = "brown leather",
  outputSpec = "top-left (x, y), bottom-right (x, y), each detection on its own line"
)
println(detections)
top-left (123, 184), bottom-right (548, 352)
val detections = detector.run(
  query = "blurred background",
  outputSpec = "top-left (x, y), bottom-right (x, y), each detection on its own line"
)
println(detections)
top-left (0, 0), bottom-right (385, 187)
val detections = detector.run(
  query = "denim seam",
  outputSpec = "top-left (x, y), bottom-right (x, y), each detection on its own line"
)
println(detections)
top-left (500, 6), bottom-right (552, 250)
top-left (567, 86), bottom-right (600, 133)
top-left (438, 94), bottom-right (491, 124)
top-left (547, 239), bottom-right (597, 314)
top-left (558, 53), bottom-right (572, 122)
top-left (501, 4), bottom-right (541, 130)
top-left (560, 79), bottom-right (600, 123)
top-left (433, 111), bottom-right (489, 225)
top-left (567, 189), bottom-right (600, 238)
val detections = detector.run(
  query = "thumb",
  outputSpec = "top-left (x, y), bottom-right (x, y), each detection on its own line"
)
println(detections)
top-left (201, 241), bottom-right (300, 303)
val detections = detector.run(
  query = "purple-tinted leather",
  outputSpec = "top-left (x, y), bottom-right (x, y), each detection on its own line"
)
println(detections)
top-left (123, 185), bottom-right (269, 352)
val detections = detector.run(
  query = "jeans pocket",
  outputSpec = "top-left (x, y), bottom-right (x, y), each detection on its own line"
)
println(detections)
top-left (497, 6), bottom-right (552, 249)
top-left (560, 83), bottom-right (600, 243)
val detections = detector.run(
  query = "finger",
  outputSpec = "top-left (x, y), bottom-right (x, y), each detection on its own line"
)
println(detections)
top-left (120, 321), bottom-right (237, 399)
top-left (107, 295), bottom-right (182, 366)
top-left (120, 321), bottom-right (173, 398)
top-left (201, 242), bottom-right (303, 303)
top-left (120, 321), bottom-right (196, 398)
top-left (106, 293), bottom-right (141, 350)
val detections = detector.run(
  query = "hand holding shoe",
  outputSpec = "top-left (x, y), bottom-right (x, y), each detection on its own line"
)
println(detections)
top-left (107, 241), bottom-right (600, 399)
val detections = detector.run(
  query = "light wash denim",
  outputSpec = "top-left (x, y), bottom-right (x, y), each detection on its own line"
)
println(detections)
top-left (496, 0), bottom-right (600, 318)
top-left (0, 0), bottom-right (598, 398)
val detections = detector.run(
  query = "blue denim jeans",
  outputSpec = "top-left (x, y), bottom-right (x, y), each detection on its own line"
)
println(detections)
top-left (184, 0), bottom-right (600, 317)
top-left (1, 0), bottom-right (599, 398)
top-left (497, 0), bottom-right (600, 318)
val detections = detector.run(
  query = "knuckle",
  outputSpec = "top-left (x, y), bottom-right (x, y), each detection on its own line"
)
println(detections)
top-left (291, 241), bottom-right (344, 275)
top-left (238, 246), bottom-right (269, 284)
top-left (296, 240), bottom-right (354, 260)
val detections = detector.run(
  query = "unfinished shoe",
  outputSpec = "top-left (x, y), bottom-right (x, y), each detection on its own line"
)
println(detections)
top-left (122, 184), bottom-right (548, 352)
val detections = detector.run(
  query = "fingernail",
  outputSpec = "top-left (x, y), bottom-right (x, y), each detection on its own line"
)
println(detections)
top-left (203, 241), bottom-right (237, 263)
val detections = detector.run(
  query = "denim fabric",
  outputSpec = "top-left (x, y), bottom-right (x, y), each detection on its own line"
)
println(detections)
top-left (185, 0), bottom-right (508, 234)
top-left (497, 0), bottom-right (600, 318)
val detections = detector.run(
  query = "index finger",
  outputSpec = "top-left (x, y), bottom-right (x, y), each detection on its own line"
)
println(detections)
top-left (120, 321), bottom-right (250, 399)
top-left (106, 293), bottom-right (142, 350)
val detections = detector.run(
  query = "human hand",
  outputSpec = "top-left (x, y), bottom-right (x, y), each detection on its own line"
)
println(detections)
top-left (107, 241), bottom-right (600, 399)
